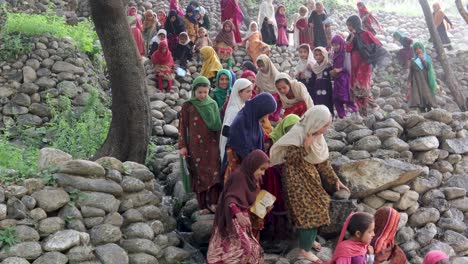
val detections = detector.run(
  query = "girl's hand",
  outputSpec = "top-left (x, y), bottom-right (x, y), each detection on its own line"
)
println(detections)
top-left (418, 54), bottom-right (425, 61)
top-left (368, 245), bottom-right (374, 255)
top-left (235, 212), bottom-right (251, 228)
top-left (336, 180), bottom-right (350, 193)
top-left (266, 205), bottom-right (274, 213)
top-left (179, 147), bottom-right (188, 156)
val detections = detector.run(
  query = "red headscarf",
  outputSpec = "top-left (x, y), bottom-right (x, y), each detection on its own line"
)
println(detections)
top-left (128, 6), bottom-right (142, 31)
top-left (423, 251), bottom-right (449, 264)
top-left (275, 5), bottom-right (287, 28)
top-left (356, 2), bottom-right (381, 31)
top-left (151, 40), bottom-right (174, 66)
top-left (240, 70), bottom-right (256, 80)
top-left (170, 0), bottom-right (184, 17)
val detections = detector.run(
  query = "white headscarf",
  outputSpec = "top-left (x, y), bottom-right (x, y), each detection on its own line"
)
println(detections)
top-left (151, 29), bottom-right (167, 44)
top-left (275, 72), bottom-right (314, 109)
top-left (196, 6), bottom-right (206, 23)
top-left (258, 0), bottom-right (277, 37)
top-left (270, 105), bottom-right (331, 165)
top-left (219, 78), bottom-right (253, 160)
top-left (256, 54), bottom-right (279, 94)
top-left (311, 47), bottom-right (330, 74)
top-left (296, 44), bottom-right (316, 79)
top-left (243, 22), bottom-right (259, 42)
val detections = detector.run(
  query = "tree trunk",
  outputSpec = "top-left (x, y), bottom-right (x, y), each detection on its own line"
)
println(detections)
top-left (418, 0), bottom-right (466, 111)
top-left (89, 0), bottom-right (151, 163)
top-left (237, 1), bottom-right (252, 27)
top-left (455, 0), bottom-right (468, 24)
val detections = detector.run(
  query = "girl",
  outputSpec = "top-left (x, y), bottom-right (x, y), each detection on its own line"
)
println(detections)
top-left (275, 5), bottom-right (289, 47)
top-left (295, 44), bottom-right (315, 84)
top-left (256, 55), bottom-right (282, 121)
top-left (196, 6), bottom-right (211, 30)
top-left (270, 105), bottom-right (349, 262)
top-left (330, 212), bottom-right (375, 264)
top-left (182, 5), bottom-right (199, 42)
top-left (243, 22), bottom-right (271, 65)
top-left (179, 76), bottom-right (222, 214)
top-left (220, 0), bottom-right (244, 43)
top-left (357, 2), bottom-right (381, 36)
top-left (275, 73), bottom-right (314, 117)
top-left (224, 93), bottom-right (277, 179)
top-left (371, 207), bottom-right (407, 264)
top-left (206, 150), bottom-right (269, 264)
top-left (170, 0), bottom-right (184, 17)
top-left (148, 29), bottom-right (166, 58)
top-left (173, 32), bottom-right (194, 69)
top-left (220, 78), bottom-right (254, 160)
top-left (142, 10), bottom-right (159, 56)
top-left (200, 46), bottom-right (223, 81)
top-left (393, 32), bottom-right (414, 68)
top-left (157, 10), bottom-right (167, 28)
top-left (294, 6), bottom-right (314, 49)
top-left (193, 27), bottom-right (212, 61)
top-left (127, 7), bottom-right (145, 56)
top-left (258, 0), bottom-right (277, 45)
top-left (345, 15), bottom-right (384, 117)
top-left (214, 20), bottom-right (236, 69)
top-left (165, 10), bottom-right (186, 52)
top-left (331, 35), bottom-right (358, 119)
top-left (310, 47), bottom-right (334, 116)
top-left (423, 251), bottom-right (450, 264)
top-left (242, 61), bottom-right (258, 74)
top-left (407, 42), bottom-right (438, 113)
top-left (308, 2), bottom-right (328, 48)
top-left (150, 40), bottom-right (175, 92)
top-left (432, 3), bottom-right (453, 50)
top-left (210, 69), bottom-right (233, 110)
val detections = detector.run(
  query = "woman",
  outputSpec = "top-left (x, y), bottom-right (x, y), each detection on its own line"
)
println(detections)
top-left (308, 2), bottom-right (328, 48)
top-left (243, 22), bottom-right (271, 65)
top-left (393, 31), bottom-right (414, 68)
top-left (270, 105), bottom-right (350, 262)
top-left (432, 3), bottom-right (453, 50)
top-left (220, 0), bottom-right (244, 43)
top-left (258, 0), bottom-right (277, 43)
top-left (214, 20), bottom-right (236, 68)
top-left (142, 10), bottom-right (159, 55)
top-left (256, 55), bottom-right (282, 121)
top-left (200, 46), bottom-right (223, 81)
top-left (371, 207), bottom-right (407, 264)
top-left (206, 150), bottom-right (269, 264)
top-left (220, 79), bottom-right (254, 160)
top-left (179, 76), bottom-right (222, 214)
top-left (170, 0), bottom-right (184, 17)
top-left (224, 93), bottom-right (277, 179)
top-left (275, 72), bottom-right (314, 117)
top-left (127, 6), bottom-right (145, 56)
top-left (165, 10), bottom-right (186, 52)
top-left (407, 42), bottom-right (438, 113)
top-left (345, 15), bottom-right (384, 117)
top-left (275, 5), bottom-right (289, 47)
top-left (211, 69), bottom-right (233, 110)
top-left (357, 2), bottom-right (381, 36)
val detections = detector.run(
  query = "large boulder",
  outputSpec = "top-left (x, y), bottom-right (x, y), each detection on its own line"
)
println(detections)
top-left (442, 138), bottom-right (468, 154)
top-left (336, 158), bottom-right (426, 199)
top-left (319, 199), bottom-right (358, 238)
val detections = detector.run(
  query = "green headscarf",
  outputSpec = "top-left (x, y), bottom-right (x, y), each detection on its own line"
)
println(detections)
top-left (412, 42), bottom-right (437, 95)
top-left (211, 69), bottom-right (233, 109)
top-left (269, 114), bottom-right (301, 143)
top-left (393, 31), bottom-right (405, 46)
top-left (187, 76), bottom-right (222, 131)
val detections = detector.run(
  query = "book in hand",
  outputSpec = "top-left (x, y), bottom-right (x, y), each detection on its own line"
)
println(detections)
top-left (250, 190), bottom-right (276, 219)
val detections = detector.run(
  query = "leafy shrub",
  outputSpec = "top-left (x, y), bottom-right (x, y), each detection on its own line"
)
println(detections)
top-left (0, 33), bottom-right (33, 60)
top-left (0, 227), bottom-right (20, 249)
top-left (0, 137), bottom-right (38, 183)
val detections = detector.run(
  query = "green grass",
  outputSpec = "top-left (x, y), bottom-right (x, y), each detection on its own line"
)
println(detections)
top-left (0, 227), bottom-right (20, 249)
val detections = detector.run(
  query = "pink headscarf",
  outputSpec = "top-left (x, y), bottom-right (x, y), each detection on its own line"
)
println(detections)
top-left (128, 7), bottom-right (142, 31)
top-left (422, 251), bottom-right (449, 264)
top-left (170, 0), bottom-right (184, 17)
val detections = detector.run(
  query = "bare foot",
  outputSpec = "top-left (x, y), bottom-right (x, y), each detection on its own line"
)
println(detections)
top-left (313, 241), bottom-right (322, 252)
top-left (208, 204), bottom-right (217, 213)
top-left (298, 249), bottom-right (322, 262)
top-left (199, 209), bottom-right (210, 215)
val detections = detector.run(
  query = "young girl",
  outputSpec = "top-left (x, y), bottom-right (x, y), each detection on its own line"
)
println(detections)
top-left (242, 61), bottom-right (258, 74)
top-left (200, 46), bottom-right (223, 81)
top-left (243, 22), bottom-right (271, 65)
top-left (196, 6), bottom-right (211, 30)
top-left (331, 35), bottom-right (358, 119)
top-left (210, 69), bottom-right (233, 110)
top-left (193, 27), bottom-right (212, 61)
top-left (174, 32), bottom-right (193, 69)
top-left (422, 251), bottom-right (450, 264)
top-left (179, 76), bottom-right (222, 214)
top-left (182, 5), bottom-right (199, 42)
top-left (157, 10), bottom-right (167, 28)
top-left (142, 10), bottom-right (159, 56)
top-left (330, 212), bottom-right (375, 264)
top-left (308, 2), bottom-right (328, 48)
top-left (357, 2), bottom-right (381, 36)
top-left (220, 0), bottom-right (244, 43)
top-left (150, 40), bottom-right (175, 92)
top-left (214, 20), bottom-right (236, 69)
top-left (127, 7), bottom-right (145, 56)
top-left (256, 55), bottom-right (282, 121)
top-left (261, 17), bottom-right (277, 45)
top-left (258, 0), bottom-right (277, 45)
top-left (310, 47), bottom-right (334, 116)
top-left (165, 10), bottom-right (186, 52)
top-left (275, 5), bottom-right (289, 47)
top-left (275, 72), bottom-right (314, 117)
top-left (392, 32), bottom-right (414, 68)
top-left (432, 3), bottom-right (453, 50)
top-left (295, 44), bottom-right (315, 84)
top-left (148, 29), bottom-right (167, 58)
top-left (170, 0), bottom-right (184, 17)
top-left (207, 149), bottom-right (269, 264)
top-left (407, 42), bottom-right (438, 113)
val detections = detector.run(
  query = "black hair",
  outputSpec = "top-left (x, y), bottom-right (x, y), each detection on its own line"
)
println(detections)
top-left (347, 212), bottom-right (374, 236)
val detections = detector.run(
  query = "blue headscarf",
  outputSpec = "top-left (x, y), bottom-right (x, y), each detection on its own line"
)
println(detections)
top-left (227, 93), bottom-right (277, 159)
top-left (185, 5), bottom-right (199, 24)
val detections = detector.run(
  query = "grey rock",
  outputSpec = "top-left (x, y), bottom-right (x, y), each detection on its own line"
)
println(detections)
top-left (0, 205), bottom-right (6, 221)
top-left (136, 205), bottom-right (162, 220)
top-left (438, 218), bottom-right (466, 233)
top-left (163, 125), bottom-right (179, 137)
top-left (412, 170), bottom-right (443, 194)
top-left (415, 223), bottom-right (437, 247)
top-left (17, 114), bottom-right (42, 126)
top-left (396, 226), bottom-right (415, 244)
top-left (0, 242), bottom-right (42, 260)
top-left (58, 205), bottom-right (83, 220)
top-left (32, 252), bottom-right (67, 264)
top-left (441, 187), bottom-right (466, 200)
top-left (15, 226), bottom-right (39, 242)
top-left (346, 129), bottom-right (373, 143)
top-left (29, 208), bottom-right (47, 221)
top-left (149, 220), bottom-right (165, 236)
top-left (123, 209), bottom-right (145, 224)
top-left (58, 160), bottom-right (105, 178)
top-left (128, 169), bottom-right (154, 182)
top-left (20, 196), bottom-right (36, 210)
top-left (442, 230), bottom-right (468, 253)
top-left (57, 81), bottom-right (78, 98)
top-left (424, 109), bottom-right (453, 124)
top-left (66, 246), bottom-right (95, 262)
top-left (374, 127), bottom-right (399, 140)
top-left (103, 212), bottom-right (124, 226)
top-left (363, 195), bottom-right (386, 209)
top-left (124, 223), bottom-right (154, 240)
top-left (2, 103), bottom-right (28, 116)
top-left (1, 257), bottom-right (30, 264)
top-left (120, 239), bottom-right (161, 257)
top-left (408, 207), bottom-right (440, 227)
top-left (12, 94), bottom-right (31, 107)
top-left (51, 61), bottom-right (85, 75)
top-left (128, 253), bottom-right (158, 264)
top-left (122, 190), bottom-right (160, 208)
top-left (420, 241), bottom-right (455, 259)
top-left (55, 173), bottom-right (123, 196)
top-left (84, 217), bottom-right (104, 229)
top-left (38, 217), bottom-right (65, 235)
top-left (43, 230), bottom-right (82, 251)
top-left (409, 136), bottom-right (439, 151)
top-left (319, 199), bottom-right (358, 238)
top-left (448, 197), bottom-right (468, 212)
top-left (121, 177), bottom-right (145, 193)
top-left (6, 198), bottom-right (27, 220)
top-left (442, 138), bottom-right (468, 154)
top-left (22, 66), bottom-right (37, 83)
top-left (37, 148), bottom-right (72, 172)
top-left (407, 121), bottom-right (449, 138)
top-left (346, 150), bottom-right (370, 160)
top-left (164, 246), bottom-right (190, 264)
top-left (382, 137), bottom-right (410, 152)
top-left (90, 224), bottom-right (122, 245)
top-left (353, 136), bottom-right (381, 151)
top-left (95, 157), bottom-right (124, 172)
top-left (19, 83), bottom-right (39, 94)
top-left (35, 77), bottom-right (56, 89)
top-left (95, 244), bottom-right (129, 264)
top-left (191, 220), bottom-right (213, 246)
top-left (81, 206), bottom-right (106, 218)
top-left (415, 149), bottom-right (439, 165)
top-left (31, 188), bottom-right (70, 212)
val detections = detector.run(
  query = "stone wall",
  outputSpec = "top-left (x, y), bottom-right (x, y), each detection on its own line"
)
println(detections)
top-left (0, 148), bottom-right (190, 264)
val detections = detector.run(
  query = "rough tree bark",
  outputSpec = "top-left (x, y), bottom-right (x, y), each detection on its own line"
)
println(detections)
top-left (89, 0), bottom-right (151, 163)
top-left (455, 0), bottom-right (468, 24)
top-left (419, 0), bottom-right (466, 111)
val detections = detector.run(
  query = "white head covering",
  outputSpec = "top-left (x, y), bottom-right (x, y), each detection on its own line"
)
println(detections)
top-left (243, 22), bottom-right (259, 42)
top-left (258, 0), bottom-right (277, 37)
top-left (196, 6), bottom-right (206, 23)
top-left (311, 46), bottom-right (330, 74)
top-left (219, 78), bottom-right (253, 160)
top-left (256, 54), bottom-right (279, 94)
top-left (270, 105), bottom-right (331, 165)
top-left (151, 29), bottom-right (167, 44)
top-left (275, 72), bottom-right (314, 109)
top-left (296, 44), bottom-right (316, 79)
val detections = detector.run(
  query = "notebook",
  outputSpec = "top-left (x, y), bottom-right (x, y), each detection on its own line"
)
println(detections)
top-left (250, 190), bottom-right (276, 219)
